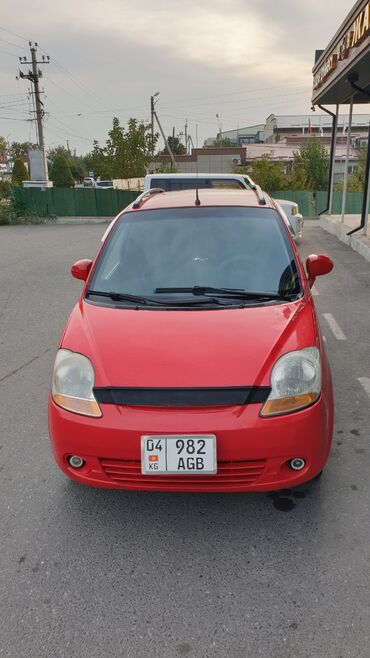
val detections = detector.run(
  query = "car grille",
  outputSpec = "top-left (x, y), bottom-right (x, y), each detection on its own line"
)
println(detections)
top-left (99, 458), bottom-right (266, 489)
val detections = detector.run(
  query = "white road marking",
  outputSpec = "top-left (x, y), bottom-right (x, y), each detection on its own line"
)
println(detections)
top-left (359, 378), bottom-right (370, 400)
top-left (322, 313), bottom-right (347, 340)
top-left (311, 285), bottom-right (320, 296)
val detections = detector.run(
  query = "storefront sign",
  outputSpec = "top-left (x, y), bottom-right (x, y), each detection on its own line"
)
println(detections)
top-left (313, 1), bottom-right (370, 90)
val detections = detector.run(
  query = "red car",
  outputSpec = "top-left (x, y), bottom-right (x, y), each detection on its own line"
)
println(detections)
top-left (48, 187), bottom-right (334, 492)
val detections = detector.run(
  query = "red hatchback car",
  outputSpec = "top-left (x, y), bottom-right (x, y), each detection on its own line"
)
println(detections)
top-left (48, 187), bottom-right (334, 492)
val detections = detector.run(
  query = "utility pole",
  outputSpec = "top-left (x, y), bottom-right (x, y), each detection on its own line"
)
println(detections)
top-left (151, 92), bottom-right (159, 146)
top-left (185, 119), bottom-right (188, 155)
top-left (18, 42), bottom-right (51, 185)
top-left (19, 43), bottom-right (49, 150)
top-left (153, 110), bottom-right (176, 169)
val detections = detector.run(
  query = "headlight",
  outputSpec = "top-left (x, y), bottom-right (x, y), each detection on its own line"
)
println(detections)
top-left (52, 349), bottom-right (102, 417)
top-left (260, 347), bottom-right (321, 417)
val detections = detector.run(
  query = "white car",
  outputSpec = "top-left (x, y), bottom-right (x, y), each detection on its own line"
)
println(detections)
top-left (143, 174), bottom-right (303, 241)
top-left (276, 199), bottom-right (304, 242)
top-left (95, 180), bottom-right (114, 189)
top-left (143, 173), bottom-right (255, 193)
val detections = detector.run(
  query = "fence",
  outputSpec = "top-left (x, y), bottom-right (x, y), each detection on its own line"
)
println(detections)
top-left (12, 187), bottom-right (139, 217)
top-left (315, 191), bottom-right (363, 215)
top-left (272, 191), bottom-right (315, 218)
top-left (12, 187), bottom-right (366, 218)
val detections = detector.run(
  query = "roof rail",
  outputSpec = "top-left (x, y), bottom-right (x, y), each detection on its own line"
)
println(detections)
top-left (244, 174), bottom-right (256, 190)
top-left (254, 184), bottom-right (267, 206)
top-left (132, 188), bottom-right (165, 209)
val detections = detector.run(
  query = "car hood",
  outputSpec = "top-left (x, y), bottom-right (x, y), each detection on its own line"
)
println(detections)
top-left (60, 298), bottom-right (317, 388)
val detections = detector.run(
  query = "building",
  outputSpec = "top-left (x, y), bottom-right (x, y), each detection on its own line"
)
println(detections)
top-left (214, 113), bottom-right (370, 146)
top-left (312, 0), bottom-right (370, 255)
top-left (204, 124), bottom-right (265, 147)
top-left (265, 113), bottom-right (370, 143)
top-left (152, 147), bottom-right (247, 174)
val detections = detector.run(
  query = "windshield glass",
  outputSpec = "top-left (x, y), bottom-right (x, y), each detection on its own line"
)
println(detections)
top-left (88, 207), bottom-right (300, 302)
top-left (96, 181), bottom-right (113, 187)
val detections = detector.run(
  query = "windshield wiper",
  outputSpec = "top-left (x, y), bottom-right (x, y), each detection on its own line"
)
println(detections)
top-left (86, 289), bottom-right (225, 306)
top-left (154, 286), bottom-right (299, 301)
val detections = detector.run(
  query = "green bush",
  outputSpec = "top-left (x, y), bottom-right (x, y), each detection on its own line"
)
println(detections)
top-left (0, 179), bottom-right (11, 199)
top-left (0, 194), bottom-right (56, 225)
top-left (11, 158), bottom-right (29, 186)
top-left (49, 154), bottom-right (74, 187)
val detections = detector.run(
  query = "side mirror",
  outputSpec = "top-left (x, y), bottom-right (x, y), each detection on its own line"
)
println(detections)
top-left (306, 254), bottom-right (333, 287)
top-left (71, 259), bottom-right (93, 281)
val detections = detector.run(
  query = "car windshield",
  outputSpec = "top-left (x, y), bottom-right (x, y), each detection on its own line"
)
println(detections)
top-left (88, 206), bottom-right (301, 305)
top-left (96, 181), bottom-right (113, 187)
top-left (150, 178), bottom-right (246, 191)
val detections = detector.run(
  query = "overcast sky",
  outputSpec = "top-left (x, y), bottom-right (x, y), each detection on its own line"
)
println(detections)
top-left (0, 0), bottom-right (357, 154)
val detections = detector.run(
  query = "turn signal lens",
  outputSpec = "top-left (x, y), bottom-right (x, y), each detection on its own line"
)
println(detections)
top-left (261, 392), bottom-right (319, 417)
top-left (53, 394), bottom-right (102, 418)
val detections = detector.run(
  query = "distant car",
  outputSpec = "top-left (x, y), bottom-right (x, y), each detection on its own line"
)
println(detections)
top-left (144, 174), bottom-right (303, 241)
top-left (83, 177), bottom-right (95, 188)
top-left (49, 186), bottom-right (334, 492)
top-left (143, 173), bottom-right (255, 192)
top-left (95, 180), bottom-right (114, 189)
top-left (276, 199), bottom-right (304, 241)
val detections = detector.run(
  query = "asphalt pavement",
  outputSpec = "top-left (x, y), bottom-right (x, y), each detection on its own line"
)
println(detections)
top-left (0, 220), bottom-right (370, 658)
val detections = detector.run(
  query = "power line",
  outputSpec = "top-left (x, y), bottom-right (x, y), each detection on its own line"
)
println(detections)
top-left (0, 116), bottom-right (29, 121)
top-left (45, 123), bottom-right (93, 146)
top-left (39, 45), bottom-right (111, 111)
top-left (47, 113), bottom-right (92, 142)
top-left (160, 89), bottom-right (310, 112)
top-left (157, 85), bottom-right (309, 108)
top-left (0, 26), bottom-right (29, 42)
top-left (0, 47), bottom-right (20, 57)
top-left (0, 36), bottom-right (24, 50)
top-left (43, 74), bottom-right (100, 113)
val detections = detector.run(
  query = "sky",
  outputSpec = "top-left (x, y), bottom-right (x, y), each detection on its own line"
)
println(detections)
top-left (0, 0), bottom-right (357, 154)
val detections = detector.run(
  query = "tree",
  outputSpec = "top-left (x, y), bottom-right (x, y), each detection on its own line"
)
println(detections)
top-left (334, 144), bottom-right (367, 193)
top-left (110, 117), bottom-right (158, 177)
top-left (207, 137), bottom-right (232, 148)
top-left (12, 158), bottom-right (29, 186)
top-left (248, 156), bottom-right (288, 193)
top-left (291, 139), bottom-right (329, 191)
top-left (48, 146), bottom-right (89, 183)
top-left (90, 141), bottom-right (113, 180)
top-left (0, 136), bottom-right (6, 154)
top-left (10, 141), bottom-right (37, 158)
top-left (49, 154), bottom-right (74, 187)
top-left (160, 136), bottom-right (186, 156)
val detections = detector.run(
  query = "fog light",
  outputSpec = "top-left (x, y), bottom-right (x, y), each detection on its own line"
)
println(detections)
top-left (289, 457), bottom-right (306, 471)
top-left (68, 455), bottom-right (85, 469)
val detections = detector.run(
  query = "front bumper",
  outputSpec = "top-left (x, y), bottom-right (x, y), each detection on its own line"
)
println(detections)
top-left (48, 392), bottom-right (333, 492)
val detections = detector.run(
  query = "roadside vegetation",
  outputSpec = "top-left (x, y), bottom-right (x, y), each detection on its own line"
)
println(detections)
top-left (0, 185), bottom-right (55, 226)
top-left (235, 138), bottom-right (331, 194)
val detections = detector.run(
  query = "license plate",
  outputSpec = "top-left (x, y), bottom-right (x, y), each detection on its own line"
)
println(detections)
top-left (141, 435), bottom-right (217, 475)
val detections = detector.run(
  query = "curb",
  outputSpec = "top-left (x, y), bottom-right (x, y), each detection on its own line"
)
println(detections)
top-left (55, 216), bottom-right (113, 225)
top-left (319, 215), bottom-right (370, 263)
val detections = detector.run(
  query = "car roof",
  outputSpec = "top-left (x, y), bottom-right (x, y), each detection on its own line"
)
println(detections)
top-left (101, 189), bottom-right (276, 242)
top-left (130, 188), bottom-right (274, 211)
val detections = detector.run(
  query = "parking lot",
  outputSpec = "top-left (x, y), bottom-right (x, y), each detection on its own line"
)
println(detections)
top-left (1, 220), bottom-right (370, 658)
